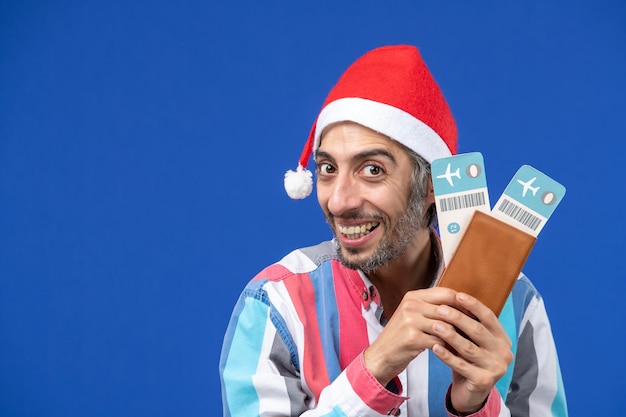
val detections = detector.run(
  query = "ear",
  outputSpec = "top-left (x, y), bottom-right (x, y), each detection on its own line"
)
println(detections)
top-left (426, 180), bottom-right (435, 205)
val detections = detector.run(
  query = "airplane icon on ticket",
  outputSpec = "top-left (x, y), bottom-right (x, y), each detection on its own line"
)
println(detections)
top-left (436, 163), bottom-right (461, 187)
top-left (517, 177), bottom-right (540, 198)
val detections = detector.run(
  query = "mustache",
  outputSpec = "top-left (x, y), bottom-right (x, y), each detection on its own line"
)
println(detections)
top-left (326, 210), bottom-right (384, 222)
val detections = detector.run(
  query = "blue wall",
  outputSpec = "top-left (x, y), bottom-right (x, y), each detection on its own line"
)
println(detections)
top-left (1, 1), bottom-right (624, 415)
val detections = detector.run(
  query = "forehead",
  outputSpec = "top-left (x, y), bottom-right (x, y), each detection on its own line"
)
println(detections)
top-left (317, 122), bottom-right (410, 159)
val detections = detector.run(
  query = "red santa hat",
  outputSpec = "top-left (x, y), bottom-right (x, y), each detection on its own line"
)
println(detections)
top-left (284, 44), bottom-right (458, 199)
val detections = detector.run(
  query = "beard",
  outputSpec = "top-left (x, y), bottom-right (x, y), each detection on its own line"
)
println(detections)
top-left (326, 188), bottom-right (430, 273)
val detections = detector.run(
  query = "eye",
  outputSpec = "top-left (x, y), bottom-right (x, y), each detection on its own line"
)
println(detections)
top-left (363, 164), bottom-right (383, 177)
top-left (318, 163), bottom-right (336, 175)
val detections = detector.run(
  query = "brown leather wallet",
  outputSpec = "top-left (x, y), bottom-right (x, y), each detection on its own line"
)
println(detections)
top-left (435, 210), bottom-right (536, 316)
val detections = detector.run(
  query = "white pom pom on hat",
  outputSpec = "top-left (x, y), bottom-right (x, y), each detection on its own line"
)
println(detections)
top-left (284, 44), bottom-right (458, 199)
top-left (284, 164), bottom-right (313, 199)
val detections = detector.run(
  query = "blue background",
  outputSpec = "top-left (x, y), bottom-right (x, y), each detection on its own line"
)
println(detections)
top-left (1, 1), bottom-right (624, 415)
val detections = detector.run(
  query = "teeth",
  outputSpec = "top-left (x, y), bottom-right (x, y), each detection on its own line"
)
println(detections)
top-left (338, 222), bottom-right (379, 239)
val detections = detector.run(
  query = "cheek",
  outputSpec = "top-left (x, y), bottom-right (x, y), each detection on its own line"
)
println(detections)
top-left (316, 185), bottom-right (336, 219)
top-left (316, 183), bottom-right (328, 207)
top-left (383, 182), bottom-right (412, 207)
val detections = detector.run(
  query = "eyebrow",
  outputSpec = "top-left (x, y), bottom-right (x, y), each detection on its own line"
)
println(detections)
top-left (315, 148), bottom-right (398, 165)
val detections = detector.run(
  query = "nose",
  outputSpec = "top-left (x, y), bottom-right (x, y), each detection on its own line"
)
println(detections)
top-left (325, 172), bottom-right (363, 217)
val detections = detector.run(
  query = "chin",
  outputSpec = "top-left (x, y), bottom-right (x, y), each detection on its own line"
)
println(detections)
top-left (335, 245), bottom-right (376, 272)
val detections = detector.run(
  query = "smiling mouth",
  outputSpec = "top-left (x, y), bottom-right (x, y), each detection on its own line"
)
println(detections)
top-left (338, 222), bottom-right (380, 239)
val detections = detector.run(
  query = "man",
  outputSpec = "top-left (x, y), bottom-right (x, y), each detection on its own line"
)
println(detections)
top-left (220, 45), bottom-right (567, 416)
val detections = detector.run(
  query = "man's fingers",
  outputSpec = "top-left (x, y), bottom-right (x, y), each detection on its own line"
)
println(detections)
top-left (447, 292), bottom-right (512, 347)
top-left (431, 303), bottom-right (512, 368)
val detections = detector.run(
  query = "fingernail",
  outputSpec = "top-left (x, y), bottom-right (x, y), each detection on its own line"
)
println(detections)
top-left (434, 323), bottom-right (445, 333)
top-left (458, 293), bottom-right (468, 301)
top-left (438, 306), bottom-right (449, 316)
top-left (433, 344), bottom-right (444, 354)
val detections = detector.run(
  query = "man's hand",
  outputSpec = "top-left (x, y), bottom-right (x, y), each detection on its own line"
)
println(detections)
top-left (363, 288), bottom-right (512, 415)
top-left (363, 287), bottom-right (459, 387)
top-left (431, 292), bottom-right (513, 415)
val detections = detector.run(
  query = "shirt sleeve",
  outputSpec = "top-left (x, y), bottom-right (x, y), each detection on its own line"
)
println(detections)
top-left (219, 284), bottom-right (409, 416)
top-left (445, 386), bottom-right (503, 417)
top-left (504, 295), bottom-right (568, 417)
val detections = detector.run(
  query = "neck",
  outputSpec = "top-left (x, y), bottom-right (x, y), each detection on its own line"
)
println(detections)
top-left (366, 227), bottom-right (438, 318)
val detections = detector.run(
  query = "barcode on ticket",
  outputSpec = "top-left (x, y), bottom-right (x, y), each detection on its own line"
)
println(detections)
top-left (496, 198), bottom-right (543, 231)
top-left (438, 191), bottom-right (487, 212)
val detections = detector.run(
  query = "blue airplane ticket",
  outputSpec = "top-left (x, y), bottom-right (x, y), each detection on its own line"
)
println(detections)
top-left (432, 152), bottom-right (491, 264)
top-left (491, 165), bottom-right (566, 237)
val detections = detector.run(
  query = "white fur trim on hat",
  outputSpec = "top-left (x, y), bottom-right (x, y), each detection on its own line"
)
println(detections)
top-left (313, 97), bottom-right (452, 163)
